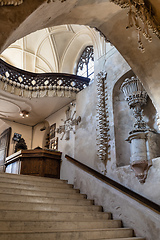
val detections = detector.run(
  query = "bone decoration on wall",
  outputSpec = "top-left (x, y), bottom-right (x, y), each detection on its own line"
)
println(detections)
top-left (56, 106), bottom-right (81, 140)
top-left (110, 0), bottom-right (160, 52)
top-left (96, 70), bottom-right (110, 173)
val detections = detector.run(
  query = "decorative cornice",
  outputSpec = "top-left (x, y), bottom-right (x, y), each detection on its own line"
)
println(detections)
top-left (0, 0), bottom-right (23, 6)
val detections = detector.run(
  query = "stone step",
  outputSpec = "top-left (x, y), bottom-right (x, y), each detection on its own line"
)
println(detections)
top-left (0, 210), bottom-right (111, 221)
top-left (0, 173), bottom-right (144, 240)
top-left (0, 177), bottom-right (69, 187)
top-left (0, 201), bottom-right (102, 212)
top-left (0, 193), bottom-right (92, 205)
top-left (0, 228), bottom-right (134, 240)
top-left (0, 189), bottom-right (85, 199)
top-left (0, 182), bottom-right (73, 191)
top-left (0, 220), bottom-right (122, 231)
top-left (0, 172), bottom-right (67, 183)
top-left (0, 186), bottom-right (80, 195)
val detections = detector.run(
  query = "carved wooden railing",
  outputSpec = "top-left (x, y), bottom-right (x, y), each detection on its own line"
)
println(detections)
top-left (65, 154), bottom-right (160, 213)
top-left (0, 59), bottom-right (90, 98)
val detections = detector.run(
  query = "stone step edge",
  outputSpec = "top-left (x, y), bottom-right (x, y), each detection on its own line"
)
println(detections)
top-left (0, 177), bottom-right (68, 184)
top-left (0, 173), bottom-right (67, 182)
top-left (0, 202), bottom-right (102, 210)
top-left (0, 192), bottom-right (86, 199)
top-left (0, 228), bottom-right (133, 234)
top-left (0, 219), bottom-right (120, 223)
top-left (0, 179), bottom-right (71, 187)
top-left (0, 198), bottom-right (92, 204)
top-left (0, 193), bottom-right (90, 200)
top-left (0, 209), bottom-right (111, 215)
top-left (0, 182), bottom-right (74, 189)
top-left (0, 186), bottom-right (80, 193)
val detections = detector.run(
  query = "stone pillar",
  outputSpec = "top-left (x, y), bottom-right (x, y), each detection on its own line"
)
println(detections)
top-left (126, 129), bottom-right (160, 183)
top-left (126, 131), bottom-right (150, 183)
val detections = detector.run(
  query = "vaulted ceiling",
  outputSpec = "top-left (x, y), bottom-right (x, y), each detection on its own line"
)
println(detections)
top-left (0, 0), bottom-right (160, 122)
top-left (1, 25), bottom-right (96, 74)
top-left (0, 24), bottom-right (104, 126)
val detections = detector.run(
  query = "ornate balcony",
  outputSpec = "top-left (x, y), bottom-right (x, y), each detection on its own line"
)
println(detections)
top-left (0, 59), bottom-right (90, 99)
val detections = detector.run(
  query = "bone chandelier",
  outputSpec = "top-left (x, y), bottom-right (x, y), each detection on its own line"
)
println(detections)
top-left (110, 0), bottom-right (160, 52)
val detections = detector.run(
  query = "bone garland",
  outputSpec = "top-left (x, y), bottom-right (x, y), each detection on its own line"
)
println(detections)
top-left (110, 0), bottom-right (160, 52)
top-left (0, 74), bottom-right (78, 99)
top-left (0, 0), bottom-right (23, 6)
top-left (96, 71), bottom-right (111, 173)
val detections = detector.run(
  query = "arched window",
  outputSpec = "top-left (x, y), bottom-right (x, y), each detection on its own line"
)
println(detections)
top-left (76, 46), bottom-right (94, 82)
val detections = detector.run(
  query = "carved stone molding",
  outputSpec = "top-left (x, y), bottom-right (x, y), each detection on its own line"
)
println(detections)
top-left (96, 70), bottom-right (110, 173)
top-left (0, 0), bottom-right (23, 6)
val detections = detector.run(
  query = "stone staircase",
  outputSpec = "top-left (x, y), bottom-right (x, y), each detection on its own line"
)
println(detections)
top-left (0, 172), bottom-right (145, 240)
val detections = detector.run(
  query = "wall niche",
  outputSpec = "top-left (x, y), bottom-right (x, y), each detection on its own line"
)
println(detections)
top-left (113, 70), bottom-right (159, 167)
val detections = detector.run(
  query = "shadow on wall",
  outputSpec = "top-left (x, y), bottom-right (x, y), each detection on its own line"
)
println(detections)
top-left (32, 121), bottom-right (50, 149)
top-left (113, 70), bottom-right (159, 167)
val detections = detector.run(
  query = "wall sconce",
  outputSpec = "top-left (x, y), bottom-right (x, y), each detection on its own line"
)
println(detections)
top-left (20, 110), bottom-right (29, 118)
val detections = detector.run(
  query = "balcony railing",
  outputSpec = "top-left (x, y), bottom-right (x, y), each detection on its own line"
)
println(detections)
top-left (0, 59), bottom-right (90, 99)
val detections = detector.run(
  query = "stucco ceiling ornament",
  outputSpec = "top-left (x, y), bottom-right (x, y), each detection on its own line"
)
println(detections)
top-left (56, 106), bottom-right (81, 140)
top-left (96, 71), bottom-right (111, 174)
top-left (110, 0), bottom-right (160, 52)
top-left (0, 0), bottom-right (23, 6)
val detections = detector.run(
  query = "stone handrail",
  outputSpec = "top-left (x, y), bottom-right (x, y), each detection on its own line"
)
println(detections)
top-left (0, 59), bottom-right (90, 98)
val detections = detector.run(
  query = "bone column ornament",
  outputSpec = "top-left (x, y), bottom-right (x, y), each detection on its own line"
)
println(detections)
top-left (121, 76), bottom-right (153, 183)
top-left (96, 71), bottom-right (110, 171)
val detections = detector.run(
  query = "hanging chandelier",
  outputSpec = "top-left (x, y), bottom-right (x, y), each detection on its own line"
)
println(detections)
top-left (110, 0), bottom-right (160, 52)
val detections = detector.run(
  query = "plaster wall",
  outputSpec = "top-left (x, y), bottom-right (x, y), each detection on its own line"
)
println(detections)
top-left (58, 43), bottom-right (160, 205)
top-left (90, 44), bottom-right (160, 206)
top-left (3, 120), bottom-right (32, 156)
top-left (65, 162), bottom-right (160, 240)
top-left (46, 103), bottom-right (76, 180)
top-left (23, 43), bottom-right (160, 238)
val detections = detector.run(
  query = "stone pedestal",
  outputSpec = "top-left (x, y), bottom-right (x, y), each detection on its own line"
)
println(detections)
top-left (126, 130), bottom-right (160, 183)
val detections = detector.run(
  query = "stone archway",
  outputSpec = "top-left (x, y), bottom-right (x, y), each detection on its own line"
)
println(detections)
top-left (0, 0), bottom-right (160, 112)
